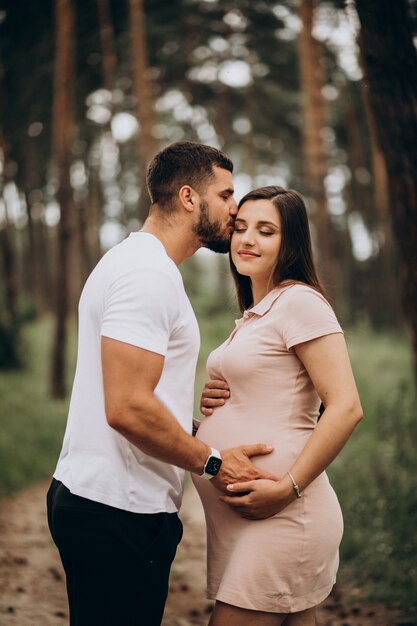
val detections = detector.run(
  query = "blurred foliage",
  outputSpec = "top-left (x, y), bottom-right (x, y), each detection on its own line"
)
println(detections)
top-left (329, 329), bottom-right (416, 608)
top-left (0, 318), bottom-right (76, 496)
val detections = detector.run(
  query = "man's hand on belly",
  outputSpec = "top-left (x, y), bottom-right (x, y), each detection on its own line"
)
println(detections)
top-left (212, 444), bottom-right (278, 494)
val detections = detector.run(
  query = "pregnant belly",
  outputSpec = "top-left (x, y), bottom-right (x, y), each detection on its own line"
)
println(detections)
top-left (195, 405), bottom-right (308, 477)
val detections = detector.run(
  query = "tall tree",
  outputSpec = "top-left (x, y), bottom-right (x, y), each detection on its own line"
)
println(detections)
top-left (23, 138), bottom-right (53, 313)
top-left (51, 0), bottom-right (76, 398)
top-left (129, 0), bottom-right (156, 222)
top-left (357, 71), bottom-right (404, 328)
top-left (96, 0), bottom-right (117, 93)
top-left (355, 0), bottom-right (417, 377)
top-left (79, 0), bottom-right (120, 271)
top-left (0, 59), bottom-right (20, 368)
top-left (0, 205), bottom-right (20, 368)
top-left (298, 0), bottom-right (337, 303)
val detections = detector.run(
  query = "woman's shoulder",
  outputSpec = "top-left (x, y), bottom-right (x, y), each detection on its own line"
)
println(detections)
top-left (273, 283), bottom-right (342, 349)
top-left (280, 283), bottom-right (334, 310)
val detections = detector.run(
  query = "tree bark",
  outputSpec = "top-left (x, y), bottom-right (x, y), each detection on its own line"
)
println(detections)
top-left (343, 82), bottom-right (403, 328)
top-left (87, 0), bottom-right (118, 267)
top-left (85, 163), bottom-right (102, 269)
top-left (355, 0), bottom-right (417, 377)
top-left (356, 70), bottom-right (404, 328)
top-left (0, 76), bottom-right (20, 367)
top-left (129, 0), bottom-right (156, 222)
top-left (23, 136), bottom-right (52, 313)
top-left (0, 206), bottom-right (18, 331)
top-left (298, 0), bottom-right (337, 304)
top-left (96, 0), bottom-right (117, 93)
top-left (51, 0), bottom-right (76, 398)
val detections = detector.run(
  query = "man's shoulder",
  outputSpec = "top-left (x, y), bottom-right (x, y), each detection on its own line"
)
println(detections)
top-left (99, 236), bottom-right (176, 279)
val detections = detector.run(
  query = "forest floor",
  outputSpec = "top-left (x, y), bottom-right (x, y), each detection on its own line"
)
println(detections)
top-left (0, 481), bottom-right (415, 626)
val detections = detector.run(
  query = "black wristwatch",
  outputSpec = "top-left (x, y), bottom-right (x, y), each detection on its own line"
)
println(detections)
top-left (201, 448), bottom-right (222, 480)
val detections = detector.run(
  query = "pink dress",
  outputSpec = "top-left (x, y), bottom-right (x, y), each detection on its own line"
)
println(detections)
top-left (192, 284), bottom-right (344, 613)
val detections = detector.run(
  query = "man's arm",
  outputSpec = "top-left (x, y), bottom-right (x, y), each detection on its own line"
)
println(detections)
top-left (102, 336), bottom-right (210, 473)
top-left (101, 337), bottom-right (277, 490)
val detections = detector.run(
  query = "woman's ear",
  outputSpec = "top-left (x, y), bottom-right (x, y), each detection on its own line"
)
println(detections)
top-left (178, 185), bottom-right (198, 212)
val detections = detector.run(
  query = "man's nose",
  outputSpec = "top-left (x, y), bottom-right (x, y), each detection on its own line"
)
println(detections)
top-left (229, 198), bottom-right (238, 216)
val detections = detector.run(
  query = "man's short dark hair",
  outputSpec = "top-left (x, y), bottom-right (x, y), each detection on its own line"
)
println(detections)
top-left (146, 141), bottom-right (233, 211)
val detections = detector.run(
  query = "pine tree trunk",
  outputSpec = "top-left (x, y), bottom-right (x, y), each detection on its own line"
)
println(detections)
top-left (0, 206), bottom-right (18, 331)
top-left (129, 0), bottom-right (156, 222)
top-left (0, 88), bottom-right (20, 366)
top-left (25, 194), bottom-right (41, 311)
top-left (357, 74), bottom-right (404, 328)
top-left (86, 0), bottom-right (117, 265)
top-left (343, 83), bottom-right (403, 328)
top-left (340, 87), bottom-right (364, 324)
top-left (355, 0), bottom-right (417, 378)
top-left (85, 163), bottom-right (102, 269)
top-left (51, 0), bottom-right (76, 398)
top-left (23, 137), bottom-right (49, 313)
top-left (96, 0), bottom-right (117, 93)
top-left (298, 0), bottom-right (337, 304)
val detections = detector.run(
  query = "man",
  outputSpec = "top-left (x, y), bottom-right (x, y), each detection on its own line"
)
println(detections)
top-left (47, 141), bottom-right (275, 626)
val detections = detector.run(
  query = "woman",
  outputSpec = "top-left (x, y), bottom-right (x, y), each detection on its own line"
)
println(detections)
top-left (192, 186), bottom-right (363, 626)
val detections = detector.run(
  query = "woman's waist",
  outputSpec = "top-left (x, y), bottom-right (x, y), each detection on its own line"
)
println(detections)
top-left (203, 401), bottom-right (318, 422)
top-left (195, 408), bottom-right (316, 440)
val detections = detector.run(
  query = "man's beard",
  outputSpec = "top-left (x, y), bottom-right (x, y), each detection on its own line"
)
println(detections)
top-left (194, 200), bottom-right (232, 253)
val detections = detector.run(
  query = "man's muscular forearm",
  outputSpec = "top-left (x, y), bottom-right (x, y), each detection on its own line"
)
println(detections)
top-left (108, 393), bottom-right (211, 475)
top-left (109, 396), bottom-right (276, 491)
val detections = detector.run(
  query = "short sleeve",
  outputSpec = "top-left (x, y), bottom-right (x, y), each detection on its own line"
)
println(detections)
top-left (101, 268), bottom-right (179, 356)
top-left (280, 287), bottom-right (343, 350)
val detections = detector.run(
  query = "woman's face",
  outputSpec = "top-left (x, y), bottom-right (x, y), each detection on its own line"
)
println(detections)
top-left (231, 199), bottom-right (282, 286)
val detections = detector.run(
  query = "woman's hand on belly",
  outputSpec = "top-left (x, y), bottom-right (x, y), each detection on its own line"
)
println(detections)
top-left (211, 444), bottom-right (279, 494)
top-left (219, 476), bottom-right (296, 520)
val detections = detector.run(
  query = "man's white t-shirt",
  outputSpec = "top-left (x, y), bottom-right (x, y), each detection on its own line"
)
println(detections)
top-left (54, 232), bottom-right (200, 513)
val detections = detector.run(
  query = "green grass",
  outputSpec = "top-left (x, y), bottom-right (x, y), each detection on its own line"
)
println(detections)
top-left (331, 326), bottom-right (416, 609)
top-left (0, 317), bottom-right (76, 497)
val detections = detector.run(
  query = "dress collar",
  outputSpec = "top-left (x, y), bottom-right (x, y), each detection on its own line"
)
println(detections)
top-left (246, 284), bottom-right (295, 317)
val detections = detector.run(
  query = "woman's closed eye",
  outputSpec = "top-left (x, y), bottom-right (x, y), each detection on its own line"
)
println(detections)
top-left (234, 226), bottom-right (275, 235)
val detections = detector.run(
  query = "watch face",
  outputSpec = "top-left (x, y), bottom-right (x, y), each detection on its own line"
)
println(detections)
top-left (205, 456), bottom-right (222, 476)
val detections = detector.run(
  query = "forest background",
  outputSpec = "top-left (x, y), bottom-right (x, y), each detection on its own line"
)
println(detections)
top-left (0, 0), bottom-right (416, 613)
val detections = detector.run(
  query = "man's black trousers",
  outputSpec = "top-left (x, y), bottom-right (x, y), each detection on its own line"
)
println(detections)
top-left (47, 479), bottom-right (183, 626)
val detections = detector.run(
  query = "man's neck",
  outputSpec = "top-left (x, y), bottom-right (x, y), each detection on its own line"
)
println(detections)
top-left (140, 215), bottom-right (199, 266)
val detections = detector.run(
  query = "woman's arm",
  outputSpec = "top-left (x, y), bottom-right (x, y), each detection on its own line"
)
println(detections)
top-left (220, 333), bottom-right (363, 519)
top-left (286, 332), bottom-right (363, 490)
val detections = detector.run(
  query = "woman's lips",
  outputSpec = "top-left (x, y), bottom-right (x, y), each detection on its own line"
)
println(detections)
top-left (238, 250), bottom-right (260, 258)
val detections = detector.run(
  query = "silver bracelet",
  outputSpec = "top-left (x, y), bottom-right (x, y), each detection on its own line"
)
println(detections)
top-left (287, 471), bottom-right (302, 498)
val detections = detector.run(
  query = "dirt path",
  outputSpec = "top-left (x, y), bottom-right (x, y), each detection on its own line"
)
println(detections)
top-left (0, 481), bottom-right (414, 626)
